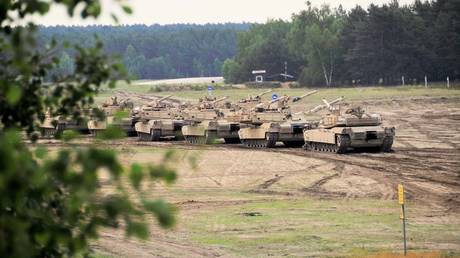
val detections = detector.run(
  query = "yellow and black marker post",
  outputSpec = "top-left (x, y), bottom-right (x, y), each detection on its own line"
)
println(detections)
top-left (398, 183), bottom-right (407, 256)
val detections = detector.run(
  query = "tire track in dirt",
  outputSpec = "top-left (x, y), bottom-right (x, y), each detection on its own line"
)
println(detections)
top-left (264, 148), bottom-right (460, 212)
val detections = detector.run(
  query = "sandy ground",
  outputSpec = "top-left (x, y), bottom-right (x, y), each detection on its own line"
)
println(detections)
top-left (37, 96), bottom-right (460, 257)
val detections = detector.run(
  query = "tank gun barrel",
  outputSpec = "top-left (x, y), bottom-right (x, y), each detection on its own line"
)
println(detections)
top-left (304, 96), bottom-right (344, 115)
top-left (158, 95), bottom-right (172, 102)
top-left (292, 90), bottom-right (318, 103)
top-left (256, 89), bottom-right (273, 98)
top-left (211, 96), bottom-right (228, 105)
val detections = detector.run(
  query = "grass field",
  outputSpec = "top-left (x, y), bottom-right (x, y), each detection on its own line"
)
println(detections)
top-left (95, 80), bottom-right (460, 104)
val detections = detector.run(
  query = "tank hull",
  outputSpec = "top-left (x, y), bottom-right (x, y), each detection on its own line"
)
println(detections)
top-left (238, 122), bottom-right (308, 148)
top-left (135, 120), bottom-right (185, 141)
top-left (303, 126), bottom-right (395, 153)
top-left (40, 117), bottom-right (89, 138)
top-left (182, 120), bottom-right (242, 144)
top-left (88, 117), bottom-right (136, 136)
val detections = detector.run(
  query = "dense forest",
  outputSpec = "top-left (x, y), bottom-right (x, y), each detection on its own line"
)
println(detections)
top-left (223, 0), bottom-right (460, 86)
top-left (37, 23), bottom-right (250, 80)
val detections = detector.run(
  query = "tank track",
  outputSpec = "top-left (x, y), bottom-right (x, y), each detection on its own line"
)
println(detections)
top-left (151, 129), bottom-right (161, 141)
top-left (304, 135), bottom-right (350, 154)
top-left (90, 129), bottom-right (101, 137)
top-left (184, 131), bottom-right (217, 145)
top-left (41, 128), bottom-right (57, 138)
top-left (224, 138), bottom-right (241, 144)
top-left (137, 132), bottom-right (152, 141)
top-left (282, 141), bottom-right (305, 148)
top-left (184, 136), bottom-right (207, 144)
top-left (241, 132), bottom-right (277, 148)
top-left (380, 136), bottom-right (394, 152)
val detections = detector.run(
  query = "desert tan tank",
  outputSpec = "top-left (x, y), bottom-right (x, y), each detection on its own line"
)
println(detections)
top-left (87, 97), bottom-right (137, 136)
top-left (303, 106), bottom-right (395, 153)
top-left (182, 96), bottom-right (245, 144)
top-left (236, 89), bottom-right (272, 110)
top-left (182, 91), bottom-right (273, 145)
top-left (134, 95), bottom-right (186, 141)
top-left (39, 111), bottom-right (89, 138)
top-left (238, 91), bottom-right (318, 148)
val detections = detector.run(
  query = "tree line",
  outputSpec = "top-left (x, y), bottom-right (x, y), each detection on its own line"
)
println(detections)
top-left (37, 23), bottom-right (250, 80)
top-left (223, 0), bottom-right (460, 86)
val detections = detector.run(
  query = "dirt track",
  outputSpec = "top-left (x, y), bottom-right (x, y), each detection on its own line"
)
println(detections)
top-left (37, 96), bottom-right (460, 257)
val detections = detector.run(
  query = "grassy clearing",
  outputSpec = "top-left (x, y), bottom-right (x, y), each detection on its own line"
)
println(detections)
top-left (185, 198), bottom-right (460, 257)
top-left (97, 80), bottom-right (460, 104)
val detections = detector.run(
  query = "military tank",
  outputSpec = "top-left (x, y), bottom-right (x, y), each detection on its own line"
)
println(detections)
top-left (39, 109), bottom-right (90, 138)
top-left (238, 91), bottom-right (318, 148)
top-left (134, 95), bottom-right (186, 141)
top-left (182, 96), bottom-right (245, 144)
top-left (236, 89), bottom-right (273, 110)
top-left (87, 97), bottom-right (137, 136)
top-left (303, 106), bottom-right (395, 153)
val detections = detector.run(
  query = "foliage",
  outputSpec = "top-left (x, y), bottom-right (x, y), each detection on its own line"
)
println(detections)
top-left (37, 23), bottom-right (251, 80)
top-left (224, 0), bottom-right (460, 86)
top-left (0, 0), bottom-right (177, 257)
top-left (224, 20), bottom-right (299, 84)
top-left (0, 130), bottom-right (176, 257)
top-left (288, 3), bottom-right (345, 86)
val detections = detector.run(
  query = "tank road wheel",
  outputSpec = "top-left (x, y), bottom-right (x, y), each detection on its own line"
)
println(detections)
top-left (205, 130), bottom-right (217, 144)
top-left (41, 128), bottom-right (56, 138)
top-left (196, 136), bottom-right (207, 145)
top-left (380, 136), bottom-right (394, 152)
top-left (303, 141), bottom-right (312, 151)
top-left (137, 132), bottom-right (151, 141)
top-left (265, 132), bottom-right (277, 148)
top-left (336, 135), bottom-right (350, 154)
top-left (150, 129), bottom-right (162, 141)
top-left (184, 136), bottom-right (193, 144)
top-left (90, 130), bottom-right (101, 137)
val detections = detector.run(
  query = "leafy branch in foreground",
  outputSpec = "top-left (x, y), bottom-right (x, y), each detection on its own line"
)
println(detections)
top-left (0, 130), bottom-right (177, 257)
top-left (0, 1), bottom-right (178, 257)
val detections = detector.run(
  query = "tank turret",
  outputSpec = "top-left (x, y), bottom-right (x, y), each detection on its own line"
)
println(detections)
top-left (320, 106), bottom-right (382, 129)
top-left (87, 96), bottom-right (136, 136)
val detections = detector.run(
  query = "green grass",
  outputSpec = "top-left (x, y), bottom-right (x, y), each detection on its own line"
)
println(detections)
top-left (96, 80), bottom-right (460, 104)
top-left (185, 198), bottom-right (460, 257)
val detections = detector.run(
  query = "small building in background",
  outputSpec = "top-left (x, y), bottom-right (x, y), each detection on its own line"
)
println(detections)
top-left (252, 70), bottom-right (266, 82)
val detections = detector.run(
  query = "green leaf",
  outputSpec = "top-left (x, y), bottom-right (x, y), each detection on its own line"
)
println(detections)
top-left (126, 221), bottom-right (149, 239)
top-left (142, 200), bottom-right (176, 228)
top-left (163, 149), bottom-right (176, 162)
top-left (60, 130), bottom-right (80, 142)
top-left (6, 86), bottom-right (22, 105)
top-left (129, 164), bottom-right (144, 190)
top-left (121, 5), bottom-right (133, 14)
top-left (149, 165), bottom-right (177, 184)
top-left (34, 147), bottom-right (48, 159)
top-left (114, 110), bottom-right (129, 120)
top-left (96, 125), bottom-right (126, 140)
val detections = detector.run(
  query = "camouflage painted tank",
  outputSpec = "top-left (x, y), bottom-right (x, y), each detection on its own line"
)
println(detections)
top-left (87, 97), bottom-right (137, 136)
top-left (303, 106), bottom-right (395, 153)
top-left (238, 91), bottom-right (318, 148)
top-left (134, 95), bottom-right (186, 141)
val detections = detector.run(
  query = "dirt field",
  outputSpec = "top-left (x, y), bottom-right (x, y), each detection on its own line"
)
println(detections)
top-left (38, 93), bottom-right (460, 257)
